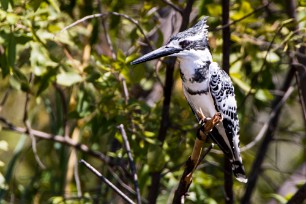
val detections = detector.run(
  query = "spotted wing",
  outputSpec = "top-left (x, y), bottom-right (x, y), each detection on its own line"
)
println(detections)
top-left (209, 62), bottom-right (247, 182)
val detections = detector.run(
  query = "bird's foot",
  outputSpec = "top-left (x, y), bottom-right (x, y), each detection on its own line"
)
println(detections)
top-left (197, 112), bottom-right (223, 140)
top-left (196, 108), bottom-right (211, 127)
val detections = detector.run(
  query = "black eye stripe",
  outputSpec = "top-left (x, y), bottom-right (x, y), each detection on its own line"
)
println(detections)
top-left (179, 40), bottom-right (191, 48)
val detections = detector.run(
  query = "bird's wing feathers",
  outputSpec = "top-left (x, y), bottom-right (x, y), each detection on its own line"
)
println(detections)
top-left (209, 62), bottom-right (241, 161)
top-left (209, 62), bottom-right (247, 182)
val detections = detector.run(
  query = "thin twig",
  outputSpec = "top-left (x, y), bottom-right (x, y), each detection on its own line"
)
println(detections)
top-left (23, 73), bottom-right (45, 169)
top-left (55, 12), bottom-right (153, 50)
top-left (161, 0), bottom-right (183, 14)
top-left (241, 85), bottom-right (295, 151)
top-left (74, 157), bottom-right (82, 197)
top-left (0, 117), bottom-right (111, 164)
top-left (119, 75), bottom-right (130, 104)
top-left (213, 2), bottom-right (271, 31)
top-left (97, 1), bottom-right (117, 60)
top-left (117, 124), bottom-right (141, 204)
top-left (239, 23), bottom-right (284, 108)
top-left (80, 159), bottom-right (135, 204)
top-left (198, 143), bottom-right (214, 164)
top-left (241, 67), bottom-right (296, 203)
top-left (0, 89), bottom-right (10, 112)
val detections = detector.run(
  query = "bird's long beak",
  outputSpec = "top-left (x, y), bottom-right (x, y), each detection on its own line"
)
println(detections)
top-left (131, 46), bottom-right (182, 65)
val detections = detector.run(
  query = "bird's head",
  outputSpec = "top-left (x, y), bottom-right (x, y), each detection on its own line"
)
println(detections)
top-left (131, 17), bottom-right (210, 65)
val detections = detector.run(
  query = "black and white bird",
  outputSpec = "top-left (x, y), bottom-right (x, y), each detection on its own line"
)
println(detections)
top-left (131, 17), bottom-right (247, 183)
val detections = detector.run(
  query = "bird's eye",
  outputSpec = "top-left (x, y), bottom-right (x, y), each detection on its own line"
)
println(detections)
top-left (179, 40), bottom-right (191, 48)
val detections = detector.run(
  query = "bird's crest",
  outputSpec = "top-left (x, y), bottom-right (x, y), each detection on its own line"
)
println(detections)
top-left (170, 17), bottom-right (209, 42)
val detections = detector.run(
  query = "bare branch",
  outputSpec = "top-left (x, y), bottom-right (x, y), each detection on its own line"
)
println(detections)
top-left (161, 0), bottom-right (183, 14)
top-left (239, 23), bottom-right (285, 108)
top-left (221, 0), bottom-right (233, 202)
top-left (213, 2), bottom-right (271, 31)
top-left (241, 67), bottom-right (296, 204)
top-left (287, 182), bottom-right (306, 204)
top-left (23, 73), bottom-right (45, 169)
top-left (55, 12), bottom-right (153, 50)
top-left (148, 1), bottom-right (195, 203)
top-left (0, 117), bottom-right (111, 164)
top-left (119, 75), bottom-right (130, 104)
top-left (80, 159), bottom-right (135, 204)
top-left (74, 158), bottom-right (82, 197)
top-left (117, 124), bottom-right (141, 204)
top-left (173, 113), bottom-right (223, 204)
top-left (241, 86), bottom-right (295, 151)
top-left (0, 89), bottom-right (10, 112)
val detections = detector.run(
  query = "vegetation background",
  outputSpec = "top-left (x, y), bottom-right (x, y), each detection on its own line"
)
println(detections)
top-left (0, 0), bottom-right (305, 203)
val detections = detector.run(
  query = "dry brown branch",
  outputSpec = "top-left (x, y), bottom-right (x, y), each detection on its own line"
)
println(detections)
top-left (172, 112), bottom-right (223, 204)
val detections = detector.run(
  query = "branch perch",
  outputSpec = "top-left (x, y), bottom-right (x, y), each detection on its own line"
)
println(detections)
top-left (172, 112), bottom-right (223, 204)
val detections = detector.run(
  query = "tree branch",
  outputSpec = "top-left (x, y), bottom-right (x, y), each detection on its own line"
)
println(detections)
top-left (0, 117), bottom-right (111, 164)
top-left (117, 124), bottom-right (141, 204)
top-left (287, 182), bottom-right (306, 204)
top-left (221, 0), bottom-right (233, 203)
top-left (148, 1), bottom-right (195, 203)
top-left (55, 12), bottom-right (153, 50)
top-left (241, 67), bottom-right (296, 204)
top-left (172, 113), bottom-right (222, 204)
top-left (80, 159), bottom-right (135, 204)
top-left (23, 73), bottom-right (45, 169)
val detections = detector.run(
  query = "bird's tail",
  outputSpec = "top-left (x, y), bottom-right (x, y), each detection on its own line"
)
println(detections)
top-left (231, 160), bottom-right (248, 183)
top-left (208, 128), bottom-right (248, 183)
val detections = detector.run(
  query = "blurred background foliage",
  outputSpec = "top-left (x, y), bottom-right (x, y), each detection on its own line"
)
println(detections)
top-left (0, 0), bottom-right (305, 203)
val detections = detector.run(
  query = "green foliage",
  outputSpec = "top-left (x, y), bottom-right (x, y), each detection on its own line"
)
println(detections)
top-left (0, 0), bottom-right (305, 203)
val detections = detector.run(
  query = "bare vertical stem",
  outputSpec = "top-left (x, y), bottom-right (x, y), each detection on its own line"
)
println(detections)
top-left (222, 0), bottom-right (233, 203)
top-left (241, 68), bottom-right (295, 204)
top-left (117, 124), bottom-right (141, 204)
top-left (147, 1), bottom-right (195, 203)
top-left (23, 73), bottom-right (45, 169)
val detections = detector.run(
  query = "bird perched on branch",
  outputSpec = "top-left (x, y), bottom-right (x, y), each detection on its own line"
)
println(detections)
top-left (131, 17), bottom-right (247, 183)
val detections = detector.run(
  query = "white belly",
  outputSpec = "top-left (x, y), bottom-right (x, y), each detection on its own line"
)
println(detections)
top-left (183, 85), bottom-right (217, 118)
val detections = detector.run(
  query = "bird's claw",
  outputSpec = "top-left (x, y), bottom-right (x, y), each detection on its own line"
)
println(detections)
top-left (196, 108), bottom-right (211, 126)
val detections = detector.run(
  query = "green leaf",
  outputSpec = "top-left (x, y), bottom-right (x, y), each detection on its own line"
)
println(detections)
top-left (144, 131), bottom-right (155, 137)
top-left (257, 51), bottom-right (280, 63)
top-left (230, 72), bottom-right (254, 93)
top-left (6, 13), bottom-right (19, 25)
top-left (0, 0), bottom-right (9, 11)
top-left (255, 89), bottom-right (273, 102)
top-left (56, 72), bottom-right (83, 86)
top-left (48, 0), bottom-right (60, 13)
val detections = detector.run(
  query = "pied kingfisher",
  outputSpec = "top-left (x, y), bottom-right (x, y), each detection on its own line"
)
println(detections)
top-left (131, 17), bottom-right (247, 183)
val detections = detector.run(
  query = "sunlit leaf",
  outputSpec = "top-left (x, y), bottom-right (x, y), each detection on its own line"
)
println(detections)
top-left (0, 140), bottom-right (8, 151)
top-left (255, 89), bottom-right (273, 101)
top-left (56, 72), bottom-right (83, 86)
top-left (265, 193), bottom-right (287, 204)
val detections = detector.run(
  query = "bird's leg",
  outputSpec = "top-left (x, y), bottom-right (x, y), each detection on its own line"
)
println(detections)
top-left (196, 110), bottom-right (223, 141)
top-left (196, 108), bottom-right (210, 127)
